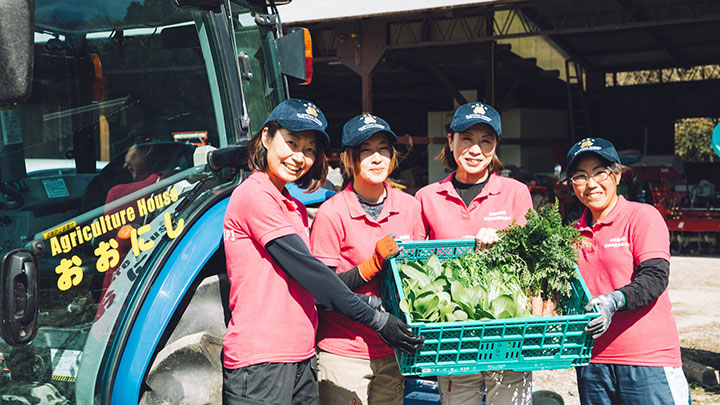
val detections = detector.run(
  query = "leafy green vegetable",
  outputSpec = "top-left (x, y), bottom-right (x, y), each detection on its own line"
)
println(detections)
top-left (398, 254), bottom-right (530, 322)
top-left (483, 200), bottom-right (583, 305)
top-left (395, 202), bottom-right (581, 322)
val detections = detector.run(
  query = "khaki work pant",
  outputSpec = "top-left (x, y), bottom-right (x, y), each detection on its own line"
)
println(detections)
top-left (317, 350), bottom-right (404, 405)
top-left (437, 370), bottom-right (532, 405)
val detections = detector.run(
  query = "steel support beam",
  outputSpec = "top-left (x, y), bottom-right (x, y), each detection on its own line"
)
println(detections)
top-left (334, 21), bottom-right (386, 112)
top-left (304, 1), bottom-right (720, 60)
top-left (484, 11), bottom-right (495, 106)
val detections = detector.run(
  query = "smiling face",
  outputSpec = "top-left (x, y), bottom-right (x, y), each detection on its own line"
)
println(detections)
top-left (448, 123), bottom-right (498, 183)
top-left (262, 127), bottom-right (318, 191)
top-left (355, 133), bottom-right (393, 186)
top-left (571, 154), bottom-right (622, 223)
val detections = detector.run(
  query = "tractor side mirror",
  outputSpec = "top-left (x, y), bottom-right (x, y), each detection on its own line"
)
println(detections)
top-left (206, 140), bottom-right (249, 171)
top-left (1, 249), bottom-right (39, 345)
top-left (0, 0), bottom-right (34, 103)
top-left (277, 27), bottom-right (312, 85)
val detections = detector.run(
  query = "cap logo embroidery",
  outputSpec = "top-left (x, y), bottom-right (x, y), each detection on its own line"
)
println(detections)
top-left (296, 102), bottom-right (322, 126)
top-left (573, 138), bottom-right (601, 156)
top-left (473, 104), bottom-right (487, 114)
top-left (464, 103), bottom-right (491, 122)
top-left (363, 115), bottom-right (377, 124)
top-left (359, 123), bottom-right (385, 131)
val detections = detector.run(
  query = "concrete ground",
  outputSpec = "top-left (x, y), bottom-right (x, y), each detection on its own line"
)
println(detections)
top-left (532, 255), bottom-right (720, 404)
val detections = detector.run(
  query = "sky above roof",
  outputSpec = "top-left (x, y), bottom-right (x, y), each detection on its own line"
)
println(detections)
top-left (276, 0), bottom-right (495, 23)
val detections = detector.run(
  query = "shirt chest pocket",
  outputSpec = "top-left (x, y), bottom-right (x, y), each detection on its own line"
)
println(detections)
top-left (341, 230), bottom-right (379, 263)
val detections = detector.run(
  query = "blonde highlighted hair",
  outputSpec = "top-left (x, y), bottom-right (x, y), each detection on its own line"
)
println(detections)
top-left (340, 136), bottom-right (405, 190)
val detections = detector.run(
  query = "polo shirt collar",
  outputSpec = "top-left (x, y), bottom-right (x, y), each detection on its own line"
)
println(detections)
top-left (578, 195), bottom-right (628, 229)
top-left (342, 182), bottom-right (399, 222)
top-left (436, 172), bottom-right (502, 203)
top-left (249, 170), bottom-right (299, 212)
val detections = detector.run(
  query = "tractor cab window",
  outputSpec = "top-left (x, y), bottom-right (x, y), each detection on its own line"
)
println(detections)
top-left (0, 0), bottom-right (252, 402)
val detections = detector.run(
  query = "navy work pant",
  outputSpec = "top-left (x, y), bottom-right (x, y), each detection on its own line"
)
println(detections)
top-left (576, 363), bottom-right (689, 405)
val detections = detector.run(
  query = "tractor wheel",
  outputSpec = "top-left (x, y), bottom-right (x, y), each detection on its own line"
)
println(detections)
top-left (670, 241), bottom-right (682, 255)
top-left (686, 242), bottom-right (701, 256)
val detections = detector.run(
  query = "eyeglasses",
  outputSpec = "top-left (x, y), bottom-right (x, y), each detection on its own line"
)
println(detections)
top-left (569, 168), bottom-right (612, 185)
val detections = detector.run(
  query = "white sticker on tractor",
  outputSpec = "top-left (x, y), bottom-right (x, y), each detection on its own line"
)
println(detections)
top-left (51, 349), bottom-right (83, 381)
top-left (42, 178), bottom-right (70, 199)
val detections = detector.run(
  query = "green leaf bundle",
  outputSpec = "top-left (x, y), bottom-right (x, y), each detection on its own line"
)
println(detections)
top-left (398, 254), bottom-right (531, 322)
top-left (395, 201), bottom-right (582, 323)
top-left (483, 200), bottom-right (583, 304)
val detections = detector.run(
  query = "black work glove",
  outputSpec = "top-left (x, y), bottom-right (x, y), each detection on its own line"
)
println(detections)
top-left (369, 311), bottom-right (424, 354)
top-left (355, 293), bottom-right (385, 312)
top-left (584, 290), bottom-right (625, 339)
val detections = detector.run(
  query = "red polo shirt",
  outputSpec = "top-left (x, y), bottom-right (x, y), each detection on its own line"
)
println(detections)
top-left (223, 170), bottom-right (317, 369)
top-left (310, 183), bottom-right (426, 359)
top-left (575, 196), bottom-right (681, 367)
top-left (105, 172), bottom-right (163, 207)
top-left (415, 173), bottom-right (533, 239)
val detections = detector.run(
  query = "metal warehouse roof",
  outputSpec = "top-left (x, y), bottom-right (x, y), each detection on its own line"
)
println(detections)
top-left (281, 0), bottom-right (720, 72)
top-left (516, 0), bottom-right (720, 71)
top-left (277, 0), bottom-right (497, 23)
top-left (282, 0), bottom-right (720, 166)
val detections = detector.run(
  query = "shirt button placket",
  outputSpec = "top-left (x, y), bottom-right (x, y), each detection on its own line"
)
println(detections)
top-left (462, 200), bottom-right (472, 219)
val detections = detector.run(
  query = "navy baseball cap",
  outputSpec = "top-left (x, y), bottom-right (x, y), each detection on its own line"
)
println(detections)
top-left (566, 137), bottom-right (621, 171)
top-left (449, 102), bottom-right (502, 137)
top-left (341, 114), bottom-right (398, 150)
top-left (263, 98), bottom-right (330, 145)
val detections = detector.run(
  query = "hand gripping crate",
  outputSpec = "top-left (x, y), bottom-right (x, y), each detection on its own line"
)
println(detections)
top-left (381, 239), bottom-right (600, 377)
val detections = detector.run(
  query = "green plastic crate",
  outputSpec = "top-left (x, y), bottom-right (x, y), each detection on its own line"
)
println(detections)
top-left (381, 239), bottom-right (600, 377)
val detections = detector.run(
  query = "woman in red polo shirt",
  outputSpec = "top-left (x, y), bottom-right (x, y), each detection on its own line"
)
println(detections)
top-left (310, 114), bottom-right (426, 404)
top-left (415, 102), bottom-right (534, 405)
top-left (222, 100), bottom-right (423, 405)
top-left (565, 137), bottom-right (689, 404)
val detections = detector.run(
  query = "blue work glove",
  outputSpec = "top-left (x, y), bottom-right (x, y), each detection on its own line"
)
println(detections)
top-left (356, 293), bottom-right (385, 312)
top-left (584, 290), bottom-right (625, 339)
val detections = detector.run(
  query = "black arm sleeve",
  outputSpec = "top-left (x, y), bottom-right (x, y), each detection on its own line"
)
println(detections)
top-left (336, 267), bottom-right (367, 291)
top-left (617, 258), bottom-right (670, 311)
top-left (265, 234), bottom-right (376, 326)
top-left (312, 267), bottom-right (365, 309)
